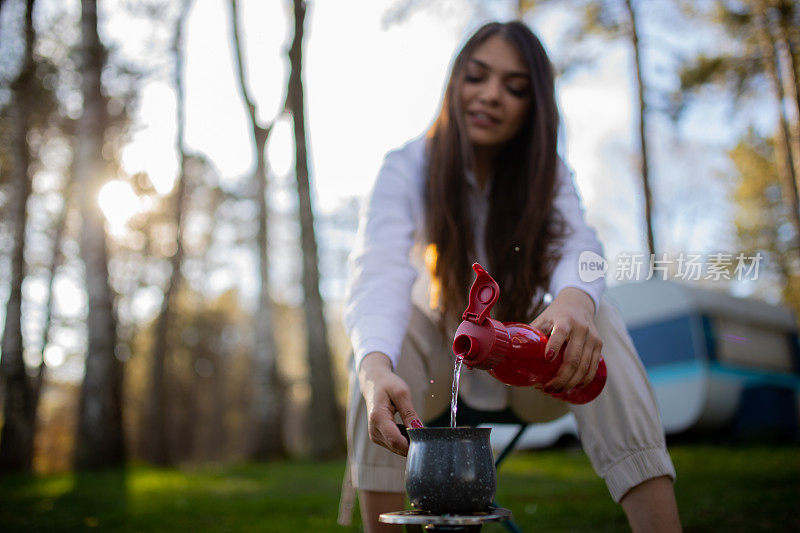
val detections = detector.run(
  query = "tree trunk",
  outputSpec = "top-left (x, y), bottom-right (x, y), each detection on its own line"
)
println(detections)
top-left (624, 0), bottom-right (656, 256)
top-left (286, 0), bottom-right (344, 459)
top-left (0, 0), bottom-right (36, 474)
top-left (228, 0), bottom-right (286, 459)
top-left (74, 0), bottom-right (125, 469)
top-left (145, 0), bottom-right (192, 468)
top-left (30, 170), bottom-right (73, 448)
top-left (0, 0), bottom-right (8, 53)
top-left (754, 1), bottom-right (800, 256)
top-left (774, 1), bottom-right (800, 209)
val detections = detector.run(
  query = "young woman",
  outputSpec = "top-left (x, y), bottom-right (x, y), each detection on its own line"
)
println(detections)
top-left (340, 21), bottom-right (681, 533)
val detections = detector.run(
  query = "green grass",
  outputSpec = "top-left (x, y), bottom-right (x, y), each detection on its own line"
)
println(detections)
top-left (1, 445), bottom-right (798, 531)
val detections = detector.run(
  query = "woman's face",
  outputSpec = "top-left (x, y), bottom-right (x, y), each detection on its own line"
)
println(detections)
top-left (459, 34), bottom-right (532, 149)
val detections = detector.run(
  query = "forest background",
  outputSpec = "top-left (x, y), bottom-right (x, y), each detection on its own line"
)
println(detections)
top-left (1, 0), bottom-right (799, 475)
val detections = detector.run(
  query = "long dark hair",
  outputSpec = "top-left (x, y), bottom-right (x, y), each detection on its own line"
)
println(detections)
top-left (424, 21), bottom-right (566, 324)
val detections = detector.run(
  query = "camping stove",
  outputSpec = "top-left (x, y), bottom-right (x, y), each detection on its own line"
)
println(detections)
top-left (379, 506), bottom-right (511, 532)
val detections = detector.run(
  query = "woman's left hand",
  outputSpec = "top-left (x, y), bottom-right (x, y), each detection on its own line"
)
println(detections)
top-left (531, 287), bottom-right (603, 393)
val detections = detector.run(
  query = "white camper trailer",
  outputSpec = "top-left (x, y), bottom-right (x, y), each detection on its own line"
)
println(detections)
top-left (608, 280), bottom-right (799, 436)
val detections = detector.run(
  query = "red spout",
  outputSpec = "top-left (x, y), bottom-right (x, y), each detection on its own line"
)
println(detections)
top-left (462, 263), bottom-right (499, 324)
top-left (452, 334), bottom-right (475, 359)
top-left (453, 264), bottom-right (510, 369)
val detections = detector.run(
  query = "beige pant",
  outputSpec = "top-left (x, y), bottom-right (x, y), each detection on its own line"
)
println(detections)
top-left (338, 298), bottom-right (676, 523)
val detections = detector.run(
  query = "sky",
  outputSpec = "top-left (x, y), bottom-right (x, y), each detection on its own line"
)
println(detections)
top-left (121, 0), bottom-right (472, 208)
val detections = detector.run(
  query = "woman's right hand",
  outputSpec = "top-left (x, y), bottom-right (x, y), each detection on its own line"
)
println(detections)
top-left (358, 351), bottom-right (423, 456)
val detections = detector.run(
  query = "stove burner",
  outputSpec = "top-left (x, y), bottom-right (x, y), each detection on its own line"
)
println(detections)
top-left (379, 506), bottom-right (511, 532)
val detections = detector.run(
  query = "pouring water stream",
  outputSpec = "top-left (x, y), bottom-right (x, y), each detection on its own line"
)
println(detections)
top-left (450, 357), bottom-right (464, 428)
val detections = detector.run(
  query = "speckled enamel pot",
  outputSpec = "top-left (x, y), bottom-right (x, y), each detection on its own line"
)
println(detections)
top-left (405, 427), bottom-right (496, 514)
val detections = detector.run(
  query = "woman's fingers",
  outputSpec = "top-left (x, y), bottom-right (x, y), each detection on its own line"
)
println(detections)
top-left (580, 344), bottom-right (603, 387)
top-left (530, 316), bottom-right (553, 338)
top-left (562, 327), bottom-right (602, 390)
top-left (561, 337), bottom-right (594, 391)
top-left (367, 378), bottom-right (421, 456)
top-left (392, 385), bottom-right (422, 431)
top-left (532, 289), bottom-right (603, 394)
top-left (545, 328), bottom-right (586, 392)
top-left (380, 419), bottom-right (411, 456)
top-left (368, 404), bottom-right (404, 454)
top-left (543, 322), bottom-right (569, 363)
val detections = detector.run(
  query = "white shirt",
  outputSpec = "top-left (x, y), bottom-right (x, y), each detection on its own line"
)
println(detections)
top-left (344, 135), bottom-right (605, 370)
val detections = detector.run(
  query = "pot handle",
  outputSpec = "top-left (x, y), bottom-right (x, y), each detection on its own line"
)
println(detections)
top-left (396, 423), bottom-right (410, 444)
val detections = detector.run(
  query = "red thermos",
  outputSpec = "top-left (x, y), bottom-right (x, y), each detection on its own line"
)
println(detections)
top-left (452, 263), bottom-right (606, 404)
